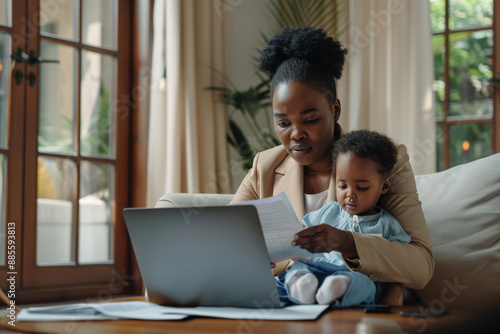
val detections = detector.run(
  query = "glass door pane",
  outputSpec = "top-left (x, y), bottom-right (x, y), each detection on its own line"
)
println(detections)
top-left (429, 0), bottom-right (445, 32)
top-left (448, 0), bottom-right (493, 30)
top-left (82, 0), bottom-right (117, 49)
top-left (40, 0), bottom-right (79, 40)
top-left (38, 41), bottom-right (77, 153)
top-left (80, 50), bottom-right (116, 157)
top-left (0, 0), bottom-right (12, 26)
top-left (449, 123), bottom-right (492, 167)
top-left (449, 30), bottom-right (493, 117)
top-left (37, 157), bottom-right (75, 264)
top-left (79, 161), bottom-right (113, 263)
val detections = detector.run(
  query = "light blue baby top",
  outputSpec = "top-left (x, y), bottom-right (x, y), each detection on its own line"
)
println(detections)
top-left (301, 201), bottom-right (411, 267)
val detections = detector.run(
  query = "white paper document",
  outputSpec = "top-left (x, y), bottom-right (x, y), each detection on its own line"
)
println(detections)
top-left (231, 192), bottom-right (313, 263)
top-left (16, 302), bottom-right (188, 321)
top-left (170, 304), bottom-right (329, 320)
top-left (17, 301), bottom-right (329, 322)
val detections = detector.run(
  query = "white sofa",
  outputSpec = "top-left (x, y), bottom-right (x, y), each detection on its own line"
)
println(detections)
top-left (155, 153), bottom-right (500, 311)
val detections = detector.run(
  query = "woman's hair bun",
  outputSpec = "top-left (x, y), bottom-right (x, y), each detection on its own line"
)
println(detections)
top-left (259, 27), bottom-right (347, 80)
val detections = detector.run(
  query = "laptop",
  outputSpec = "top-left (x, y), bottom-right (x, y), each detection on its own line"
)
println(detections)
top-left (123, 205), bottom-right (282, 308)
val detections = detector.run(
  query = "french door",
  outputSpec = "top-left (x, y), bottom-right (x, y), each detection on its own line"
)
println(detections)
top-left (1, 0), bottom-right (133, 303)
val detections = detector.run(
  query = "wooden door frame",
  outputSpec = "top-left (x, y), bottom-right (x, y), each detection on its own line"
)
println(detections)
top-left (6, 0), bottom-right (136, 304)
top-left (493, 1), bottom-right (500, 153)
top-left (0, 0), bottom-right (27, 295)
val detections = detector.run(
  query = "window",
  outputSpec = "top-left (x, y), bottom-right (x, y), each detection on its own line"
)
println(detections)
top-left (1, 0), bottom-right (135, 303)
top-left (430, 0), bottom-right (500, 171)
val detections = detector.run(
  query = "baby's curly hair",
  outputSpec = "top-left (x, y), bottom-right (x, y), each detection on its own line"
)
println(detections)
top-left (332, 130), bottom-right (398, 179)
top-left (259, 27), bottom-right (348, 103)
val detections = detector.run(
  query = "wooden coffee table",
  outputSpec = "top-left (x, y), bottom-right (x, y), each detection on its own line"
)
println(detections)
top-left (1, 297), bottom-right (477, 334)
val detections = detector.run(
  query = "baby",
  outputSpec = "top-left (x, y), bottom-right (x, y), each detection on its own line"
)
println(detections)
top-left (282, 130), bottom-right (410, 306)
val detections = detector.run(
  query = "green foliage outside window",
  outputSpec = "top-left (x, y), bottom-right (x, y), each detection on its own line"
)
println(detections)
top-left (429, 0), bottom-right (494, 171)
top-left (38, 84), bottom-right (111, 156)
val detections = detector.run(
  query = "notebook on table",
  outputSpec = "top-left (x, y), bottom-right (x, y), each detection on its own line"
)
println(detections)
top-left (123, 205), bottom-right (283, 308)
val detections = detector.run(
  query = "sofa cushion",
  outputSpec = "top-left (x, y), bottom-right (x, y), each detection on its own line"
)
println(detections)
top-left (155, 193), bottom-right (234, 208)
top-left (414, 153), bottom-right (500, 310)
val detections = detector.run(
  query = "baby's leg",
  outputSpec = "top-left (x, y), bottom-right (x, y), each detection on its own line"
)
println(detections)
top-left (287, 273), bottom-right (318, 304)
top-left (315, 275), bottom-right (352, 305)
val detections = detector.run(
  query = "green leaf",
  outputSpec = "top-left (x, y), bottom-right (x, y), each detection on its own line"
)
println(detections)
top-left (228, 119), bottom-right (254, 160)
top-left (226, 133), bottom-right (236, 148)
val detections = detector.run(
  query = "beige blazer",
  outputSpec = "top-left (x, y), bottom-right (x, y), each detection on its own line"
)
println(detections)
top-left (230, 145), bottom-right (434, 290)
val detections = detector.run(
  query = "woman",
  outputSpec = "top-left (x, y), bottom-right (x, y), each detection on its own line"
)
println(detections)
top-left (229, 27), bottom-right (434, 293)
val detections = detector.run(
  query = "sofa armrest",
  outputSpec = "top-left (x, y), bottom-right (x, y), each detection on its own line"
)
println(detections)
top-left (155, 193), bottom-right (234, 208)
top-left (414, 153), bottom-right (500, 311)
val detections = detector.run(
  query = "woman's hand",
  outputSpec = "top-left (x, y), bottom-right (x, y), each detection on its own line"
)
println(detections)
top-left (291, 224), bottom-right (358, 258)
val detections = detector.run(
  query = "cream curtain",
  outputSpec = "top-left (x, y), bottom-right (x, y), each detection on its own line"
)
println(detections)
top-left (337, 0), bottom-right (436, 175)
top-left (146, 0), bottom-right (231, 207)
